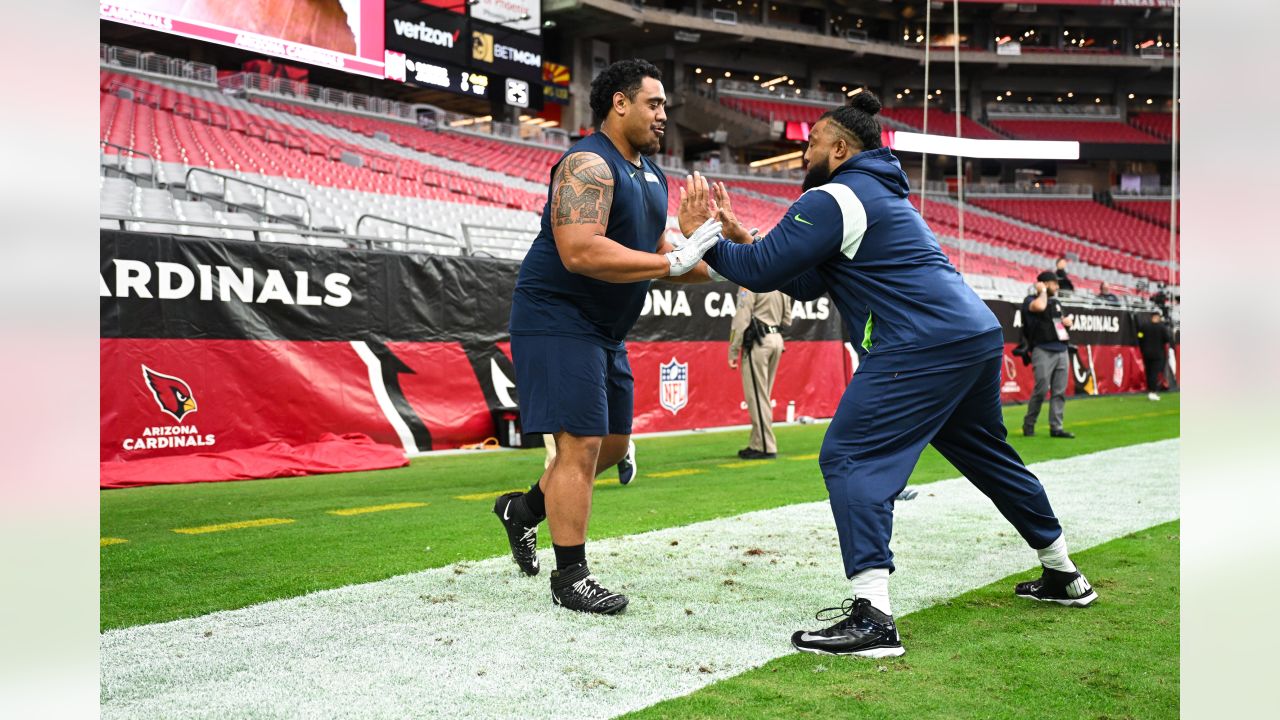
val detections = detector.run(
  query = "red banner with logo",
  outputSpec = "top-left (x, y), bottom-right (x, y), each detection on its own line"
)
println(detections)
top-left (100, 231), bottom-right (1175, 487)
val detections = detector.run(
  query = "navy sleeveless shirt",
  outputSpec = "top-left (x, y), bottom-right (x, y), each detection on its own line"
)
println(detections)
top-left (509, 132), bottom-right (670, 349)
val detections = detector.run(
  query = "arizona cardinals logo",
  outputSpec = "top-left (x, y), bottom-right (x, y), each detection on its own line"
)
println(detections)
top-left (142, 365), bottom-right (198, 423)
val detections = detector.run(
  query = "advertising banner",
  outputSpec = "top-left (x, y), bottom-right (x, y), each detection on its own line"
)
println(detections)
top-left (100, 0), bottom-right (386, 78)
top-left (469, 18), bottom-right (543, 84)
top-left (101, 231), bottom-right (1173, 486)
top-left (385, 1), bottom-right (468, 65)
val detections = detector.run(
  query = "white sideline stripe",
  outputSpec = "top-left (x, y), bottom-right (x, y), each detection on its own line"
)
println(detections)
top-left (350, 340), bottom-right (418, 455)
top-left (101, 440), bottom-right (1179, 720)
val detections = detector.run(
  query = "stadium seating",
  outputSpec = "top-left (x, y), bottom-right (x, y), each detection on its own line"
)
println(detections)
top-left (251, 99), bottom-right (563, 185)
top-left (1128, 112), bottom-right (1174, 142)
top-left (1113, 198), bottom-right (1178, 229)
top-left (99, 64), bottom-right (1176, 291)
top-left (909, 196), bottom-right (1170, 287)
top-left (988, 119), bottom-right (1165, 144)
top-left (968, 198), bottom-right (1175, 263)
top-left (877, 108), bottom-right (1004, 140)
top-left (101, 72), bottom-right (546, 213)
top-left (720, 96), bottom-right (827, 124)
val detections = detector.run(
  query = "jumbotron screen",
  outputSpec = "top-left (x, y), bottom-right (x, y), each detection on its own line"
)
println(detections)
top-left (100, 0), bottom-right (387, 78)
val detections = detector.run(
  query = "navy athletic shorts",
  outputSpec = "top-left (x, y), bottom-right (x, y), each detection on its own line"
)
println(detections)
top-left (510, 334), bottom-right (634, 437)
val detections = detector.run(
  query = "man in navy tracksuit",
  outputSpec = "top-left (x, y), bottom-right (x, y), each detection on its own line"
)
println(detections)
top-left (703, 91), bottom-right (1098, 658)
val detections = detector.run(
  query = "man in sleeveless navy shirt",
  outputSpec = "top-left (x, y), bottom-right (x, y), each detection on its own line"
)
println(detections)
top-left (493, 59), bottom-right (724, 614)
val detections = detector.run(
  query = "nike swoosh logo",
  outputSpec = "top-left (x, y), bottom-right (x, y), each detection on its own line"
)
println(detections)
top-left (794, 214), bottom-right (814, 226)
top-left (502, 502), bottom-right (511, 521)
top-left (628, 170), bottom-right (637, 179)
top-left (799, 632), bottom-right (831, 642)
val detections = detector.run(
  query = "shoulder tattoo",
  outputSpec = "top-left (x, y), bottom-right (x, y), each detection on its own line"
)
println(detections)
top-left (551, 153), bottom-right (614, 228)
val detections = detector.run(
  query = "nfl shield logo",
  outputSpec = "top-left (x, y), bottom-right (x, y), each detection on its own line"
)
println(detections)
top-left (659, 357), bottom-right (689, 415)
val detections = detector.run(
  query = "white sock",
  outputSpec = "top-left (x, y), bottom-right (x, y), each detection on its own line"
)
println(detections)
top-left (850, 568), bottom-right (892, 616)
top-left (1036, 534), bottom-right (1078, 573)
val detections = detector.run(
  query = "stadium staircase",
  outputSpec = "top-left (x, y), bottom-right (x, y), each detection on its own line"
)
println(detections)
top-left (678, 92), bottom-right (776, 147)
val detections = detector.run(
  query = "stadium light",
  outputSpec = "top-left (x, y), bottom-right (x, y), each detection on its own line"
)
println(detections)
top-left (761, 75), bottom-right (788, 88)
top-left (891, 132), bottom-right (1080, 160)
top-left (749, 150), bottom-right (803, 168)
top-left (847, 87), bottom-right (864, 97)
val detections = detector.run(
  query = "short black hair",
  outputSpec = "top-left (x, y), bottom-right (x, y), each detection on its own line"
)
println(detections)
top-left (589, 59), bottom-right (663, 125)
top-left (819, 90), bottom-right (884, 150)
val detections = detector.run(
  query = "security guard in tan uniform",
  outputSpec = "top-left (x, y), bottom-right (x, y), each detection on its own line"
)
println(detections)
top-left (729, 288), bottom-right (792, 459)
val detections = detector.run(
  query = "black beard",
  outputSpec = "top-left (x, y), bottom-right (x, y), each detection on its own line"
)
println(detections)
top-left (638, 139), bottom-right (660, 157)
top-left (802, 158), bottom-right (829, 191)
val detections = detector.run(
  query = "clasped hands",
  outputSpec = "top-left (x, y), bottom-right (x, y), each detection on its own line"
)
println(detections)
top-left (666, 172), bottom-right (754, 277)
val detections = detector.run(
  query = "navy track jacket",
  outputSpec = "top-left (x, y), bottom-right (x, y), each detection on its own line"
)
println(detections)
top-left (704, 147), bottom-right (1002, 373)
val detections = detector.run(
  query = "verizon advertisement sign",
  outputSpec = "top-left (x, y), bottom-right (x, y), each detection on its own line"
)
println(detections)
top-left (385, 2), bottom-right (467, 64)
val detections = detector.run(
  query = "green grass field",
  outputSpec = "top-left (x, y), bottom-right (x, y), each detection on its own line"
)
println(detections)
top-left (101, 394), bottom-right (1178, 632)
top-left (627, 521), bottom-right (1179, 720)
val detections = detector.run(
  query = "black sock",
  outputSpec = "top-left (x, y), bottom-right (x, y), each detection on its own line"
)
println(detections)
top-left (523, 481), bottom-right (546, 519)
top-left (553, 543), bottom-right (585, 570)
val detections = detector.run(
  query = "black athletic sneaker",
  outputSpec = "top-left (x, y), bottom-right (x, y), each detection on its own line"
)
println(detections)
top-left (550, 562), bottom-right (628, 615)
top-left (790, 598), bottom-right (905, 658)
top-left (617, 439), bottom-right (637, 486)
top-left (493, 492), bottom-right (541, 576)
top-left (1015, 566), bottom-right (1098, 607)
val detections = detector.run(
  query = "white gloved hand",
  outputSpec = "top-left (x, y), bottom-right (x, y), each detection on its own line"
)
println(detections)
top-left (706, 265), bottom-right (727, 282)
top-left (665, 219), bottom-right (723, 276)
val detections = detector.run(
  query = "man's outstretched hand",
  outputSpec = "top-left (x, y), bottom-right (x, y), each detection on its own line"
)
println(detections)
top-left (666, 219), bottom-right (723, 276)
top-left (678, 172), bottom-right (718, 237)
top-left (713, 182), bottom-right (754, 244)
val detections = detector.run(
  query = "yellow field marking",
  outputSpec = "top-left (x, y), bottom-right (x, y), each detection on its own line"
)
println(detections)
top-left (646, 469), bottom-right (706, 478)
top-left (1072, 410), bottom-right (1178, 427)
top-left (595, 478), bottom-right (620, 487)
top-left (100, 537), bottom-right (128, 547)
top-left (788, 453), bottom-right (820, 461)
top-left (328, 502), bottom-right (429, 517)
top-left (718, 461), bottom-right (764, 469)
top-left (454, 488), bottom-right (525, 502)
top-left (172, 518), bottom-right (295, 535)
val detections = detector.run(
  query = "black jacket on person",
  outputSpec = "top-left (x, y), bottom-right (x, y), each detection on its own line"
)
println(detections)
top-left (1136, 318), bottom-right (1173, 359)
top-left (1055, 268), bottom-right (1075, 291)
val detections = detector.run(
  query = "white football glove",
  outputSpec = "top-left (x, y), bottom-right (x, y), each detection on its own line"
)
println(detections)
top-left (665, 219), bottom-right (723, 276)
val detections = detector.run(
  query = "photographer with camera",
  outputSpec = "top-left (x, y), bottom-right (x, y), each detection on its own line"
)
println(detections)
top-left (729, 288), bottom-right (792, 459)
top-left (1022, 271), bottom-right (1076, 439)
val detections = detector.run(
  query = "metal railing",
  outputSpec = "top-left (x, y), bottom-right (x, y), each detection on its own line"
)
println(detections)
top-left (101, 215), bottom-right (468, 255)
top-left (173, 99), bottom-right (230, 128)
top-left (430, 109), bottom-right (571, 149)
top-left (184, 168), bottom-right (313, 228)
top-left (219, 72), bottom-right (416, 120)
top-left (689, 159), bottom-right (804, 181)
top-left (461, 224), bottom-right (531, 259)
top-left (100, 44), bottom-right (218, 86)
top-left (100, 141), bottom-right (158, 187)
top-left (1111, 185), bottom-right (1176, 198)
top-left (714, 78), bottom-right (844, 107)
top-left (356, 215), bottom-right (465, 252)
top-left (963, 183), bottom-right (1094, 197)
top-left (985, 103), bottom-right (1122, 120)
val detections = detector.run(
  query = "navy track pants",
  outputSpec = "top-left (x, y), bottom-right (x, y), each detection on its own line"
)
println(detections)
top-left (819, 355), bottom-right (1063, 578)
